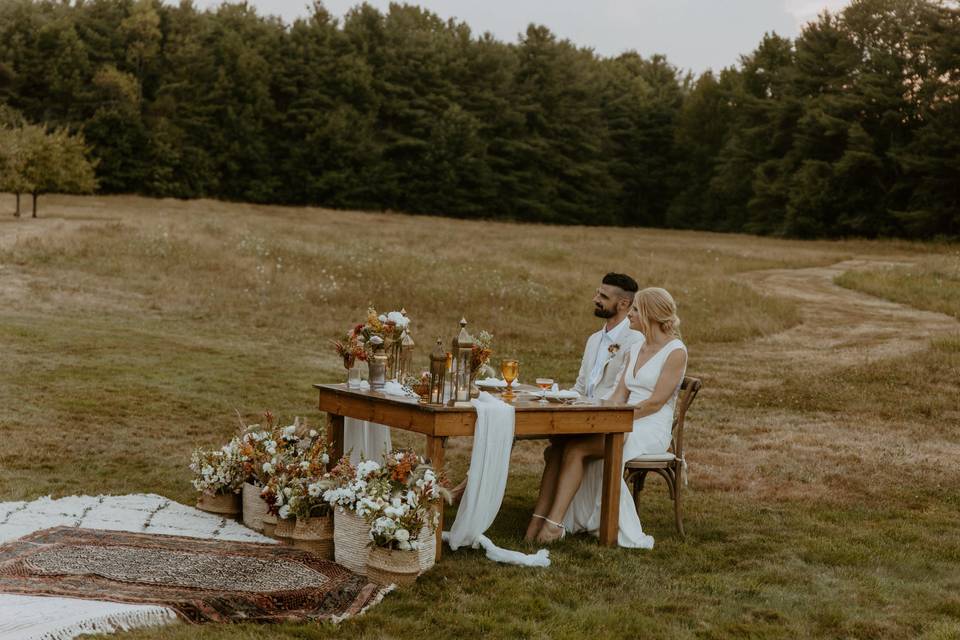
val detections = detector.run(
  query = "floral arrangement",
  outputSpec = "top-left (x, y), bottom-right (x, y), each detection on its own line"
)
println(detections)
top-left (332, 308), bottom-right (411, 363)
top-left (189, 438), bottom-right (246, 496)
top-left (236, 412), bottom-right (323, 487)
top-left (262, 435), bottom-right (334, 521)
top-left (324, 450), bottom-right (450, 551)
top-left (470, 329), bottom-right (494, 377)
top-left (331, 326), bottom-right (368, 369)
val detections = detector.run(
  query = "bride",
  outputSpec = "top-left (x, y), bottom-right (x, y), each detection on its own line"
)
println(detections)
top-left (526, 287), bottom-right (687, 547)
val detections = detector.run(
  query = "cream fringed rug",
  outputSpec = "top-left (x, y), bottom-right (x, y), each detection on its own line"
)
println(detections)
top-left (0, 494), bottom-right (269, 639)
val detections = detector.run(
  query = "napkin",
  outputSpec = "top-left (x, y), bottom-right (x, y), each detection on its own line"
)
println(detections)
top-left (383, 381), bottom-right (407, 396)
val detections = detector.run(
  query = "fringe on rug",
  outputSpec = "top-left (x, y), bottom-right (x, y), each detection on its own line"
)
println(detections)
top-left (27, 607), bottom-right (179, 640)
top-left (330, 584), bottom-right (395, 625)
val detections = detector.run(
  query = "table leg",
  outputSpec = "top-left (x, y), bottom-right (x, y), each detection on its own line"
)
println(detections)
top-left (599, 432), bottom-right (624, 547)
top-left (426, 435), bottom-right (446, 560)
top-left (327, 413), bottom-right (344, 465)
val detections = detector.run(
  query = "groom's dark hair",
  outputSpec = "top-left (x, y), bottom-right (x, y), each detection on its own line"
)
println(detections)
top-left (602, 272), bottom-right (639, 294)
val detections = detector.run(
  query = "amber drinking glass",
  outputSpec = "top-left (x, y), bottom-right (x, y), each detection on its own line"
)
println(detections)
top-left (500, 359), bottom-right (519, 399)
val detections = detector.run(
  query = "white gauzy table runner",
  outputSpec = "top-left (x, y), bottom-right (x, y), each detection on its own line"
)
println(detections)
top-left (443, 392), bottom-right (549, 567)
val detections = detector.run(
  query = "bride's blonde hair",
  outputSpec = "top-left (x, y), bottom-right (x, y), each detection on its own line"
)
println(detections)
top-left (633, 287), bottom-right (682, 339)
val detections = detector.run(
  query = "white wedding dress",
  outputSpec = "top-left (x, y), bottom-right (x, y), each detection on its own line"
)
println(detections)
top-left (562, 338), bottom-right (687, 548)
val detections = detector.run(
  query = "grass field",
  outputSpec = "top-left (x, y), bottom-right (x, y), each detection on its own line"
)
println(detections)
top-left (1, 195), bottom-right (958, 639)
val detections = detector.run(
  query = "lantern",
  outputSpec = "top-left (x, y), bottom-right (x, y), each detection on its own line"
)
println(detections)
top-left (449, 318), bottom-right (474, 405)
top-left (428, 339), bottom-right (447, 404)
top-left (399, 331), bottom-right (415, 381)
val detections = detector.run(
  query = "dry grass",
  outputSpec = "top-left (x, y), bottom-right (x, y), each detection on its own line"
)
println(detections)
top-left (835, 253), bottom-right (960, 320)
top-left (1, 194), bottom-right (959, 639)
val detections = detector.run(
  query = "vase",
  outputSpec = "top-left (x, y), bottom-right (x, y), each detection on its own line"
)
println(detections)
top-left (347, 361), bottom-right (362, 388)
top-left (366, 546), bottom-right (420, 586)
top-left (368, 354), bottom-right (387, 390)
top-left (334, 509), bottom-right (370, 575)
top-left (291, 515), bottom-right (334, 559)
top-left (196, 491), bottom-right (241, 517)
top-left (241, 482), bottom-right (268, 532)
top-left (274, 517), bottom-right (295, 543)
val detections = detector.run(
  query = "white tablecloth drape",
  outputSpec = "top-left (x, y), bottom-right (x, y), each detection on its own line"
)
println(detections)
top-left (442, 392), bottom-right (549, 567)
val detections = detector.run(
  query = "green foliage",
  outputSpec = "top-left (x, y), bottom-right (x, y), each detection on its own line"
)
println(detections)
top-left (0, 106), bottom-right (97, 215)
top-left (0, 0), bottom-right (957, 237)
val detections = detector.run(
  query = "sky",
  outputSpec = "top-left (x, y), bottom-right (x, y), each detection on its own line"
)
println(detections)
top-left (188, 0), bottom-right (852, 74)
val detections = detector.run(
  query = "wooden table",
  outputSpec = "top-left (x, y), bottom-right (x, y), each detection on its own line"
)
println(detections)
top-left (315, 383), bottom-right (635, 557)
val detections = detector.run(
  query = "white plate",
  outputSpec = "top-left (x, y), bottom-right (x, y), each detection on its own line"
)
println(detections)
top-left (476, 379), bottom-right (507, 389)
top-left (544, 390), bottom-right (579, 401)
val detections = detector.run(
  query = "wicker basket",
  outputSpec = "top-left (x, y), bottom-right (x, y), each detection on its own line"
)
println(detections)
top-left (415, 523), bottom-right (436, 575)
top-left (261, 512), bottom-right (278, 537)
top-left (334, 509), bottom-right (370, 575)
top-left (366, 546), bottom-right (419, 586)
top-left (274, 518), bottom-right (295, 543)
top-left (292, 515), bottom-right (334, 560)
top-left (241, 482), bottom-right (268, 532)
top-left (196, 492), bottom-right (241, 517)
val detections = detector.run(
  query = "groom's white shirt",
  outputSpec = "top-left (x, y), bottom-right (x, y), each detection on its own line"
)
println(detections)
top-left (573, 317), bottom-right (644, 400)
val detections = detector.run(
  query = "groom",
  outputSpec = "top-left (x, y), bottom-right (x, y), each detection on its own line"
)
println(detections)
top-left (572, 272), bottom-right (643, 400)
top-left (525, 272), bottom-right (642, 541)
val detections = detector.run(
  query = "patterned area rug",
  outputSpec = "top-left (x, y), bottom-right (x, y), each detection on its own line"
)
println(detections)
top-left (0, 527), bottom-right (389, 624)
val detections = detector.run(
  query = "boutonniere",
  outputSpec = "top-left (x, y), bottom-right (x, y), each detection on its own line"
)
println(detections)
top-left (607, 343), bottom-right (620, 357)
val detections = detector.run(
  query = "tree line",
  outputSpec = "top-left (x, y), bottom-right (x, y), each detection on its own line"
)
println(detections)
top-left (0, 0), bottom-right (956, 237)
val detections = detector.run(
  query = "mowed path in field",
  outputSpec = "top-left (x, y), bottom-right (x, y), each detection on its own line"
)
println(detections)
top-left (694, 258), bottom-right (960, 501)
top-left (701, 258), bottom-right (960, 395)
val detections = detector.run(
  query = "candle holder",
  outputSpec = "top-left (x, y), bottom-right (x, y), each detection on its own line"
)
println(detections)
top-left (448, 318), bottom-right (474, 407)
top-left (428, 339), bottom-right (447, 404)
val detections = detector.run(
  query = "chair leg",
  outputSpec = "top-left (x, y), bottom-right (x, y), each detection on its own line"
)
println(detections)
top-left (629, 472), bottom-right (644, 514)
top-left (672, 468), bottom-right (685, 539)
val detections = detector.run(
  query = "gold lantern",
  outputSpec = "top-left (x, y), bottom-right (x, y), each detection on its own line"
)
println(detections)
top-left (428, 339), bottom-right (447, 404)
top-left (449, 318), bottom-right (474, 406)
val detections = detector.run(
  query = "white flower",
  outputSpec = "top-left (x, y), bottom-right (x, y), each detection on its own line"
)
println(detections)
top-left (386, 311), bottom-right (409, 327)
top-left (395, 528), bottom-right (410, 542)
top-left (262, 462), bottom-right (274, 475)
top-left (283, 425), bottom-right (297, 437)
top-left (378, 314), bottom-right (387, 323)
top-left (308, 483), bottom-right (322, 497)
top-left (284, 486), bottom-right (293, 496)
top-left (309, 429), bottom-right (318, 438)
top-left (300, 461), bottom-right (310, 470)
top-left (398, 540), bottom-right (411, 551)
top-left (279, 505), bottom-right (290, 519)
top-left (321, 453), bottom-right (330, 464)
top-left (357, 460), bottom-right (381, 477)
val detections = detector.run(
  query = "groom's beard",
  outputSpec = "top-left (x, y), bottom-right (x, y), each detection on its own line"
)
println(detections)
top-left (594, 306), bottom-right (616, 319)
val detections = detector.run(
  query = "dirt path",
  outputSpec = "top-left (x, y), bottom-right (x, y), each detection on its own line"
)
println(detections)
top-left (699, 258), bottom-right (960, 394)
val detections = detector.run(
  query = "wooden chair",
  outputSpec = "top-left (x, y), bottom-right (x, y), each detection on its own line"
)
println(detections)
top-left (624, 376), bottom-right (701, 539)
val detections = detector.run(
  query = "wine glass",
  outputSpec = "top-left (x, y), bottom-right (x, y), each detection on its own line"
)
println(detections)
top-left (500, 359), bottom-right (519, 399)
top-left (535, 378), bottom-right (554, 405)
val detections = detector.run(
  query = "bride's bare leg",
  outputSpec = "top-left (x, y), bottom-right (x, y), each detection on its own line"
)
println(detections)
top-left (525, 440), bottom-right (564, 542)
top-left (538, 435), bottom-right (605, 543)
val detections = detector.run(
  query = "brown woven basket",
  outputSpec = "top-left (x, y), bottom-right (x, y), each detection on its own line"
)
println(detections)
top-left (366, 546), bottom-right (419, 586)
top-left (333, 509), bottom-right (370, 575)
top-left (196, 492), bottom-right (241, 516)
top-left (241, 482), bottom-right (268, 532)
top-left (274, 517), bottom-right (295, 543)
top-left (292, 515), bottom-right (334, 560)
